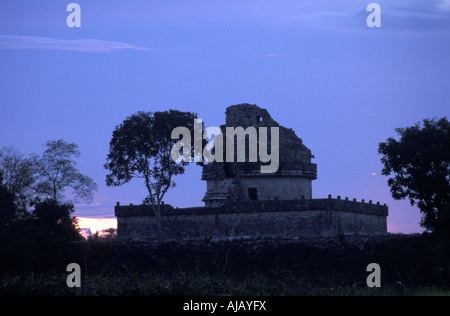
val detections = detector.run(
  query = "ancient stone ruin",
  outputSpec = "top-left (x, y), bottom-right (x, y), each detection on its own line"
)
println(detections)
top-left (202, 104), bottom-right (317, 207)
top-left (115, 104), bottom-right (388, 242)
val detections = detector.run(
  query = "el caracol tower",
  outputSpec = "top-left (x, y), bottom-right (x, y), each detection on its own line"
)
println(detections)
top-left (115, 104), bottom-right (388, 242)
top-left (202, 103), bottom-right (317, 207)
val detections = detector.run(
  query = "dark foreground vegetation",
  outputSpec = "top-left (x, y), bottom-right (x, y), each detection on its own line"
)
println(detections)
top-left (1, 118), bottom-right (448, 296)
top-left (1, 234), bottom-right (449, 296)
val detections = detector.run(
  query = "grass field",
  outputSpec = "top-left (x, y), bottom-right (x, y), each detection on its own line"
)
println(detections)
top-left (1, 271), bottom-right (449, 296)
top-left (1, 234), bottom-right (449, 296)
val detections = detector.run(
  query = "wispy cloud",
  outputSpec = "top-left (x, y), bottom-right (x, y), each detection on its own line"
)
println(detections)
top-left (302, 0), bottom-right (450, 34)
top-left (0, 35), bottom-right (152, 53)
top-left (437, 0), bottom-right (450, 11)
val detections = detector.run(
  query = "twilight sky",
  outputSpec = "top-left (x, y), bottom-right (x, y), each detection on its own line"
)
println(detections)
top-left (0, 0), bottom-right (449, 233)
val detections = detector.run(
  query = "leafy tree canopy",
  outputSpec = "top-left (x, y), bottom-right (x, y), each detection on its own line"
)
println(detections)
top-left (31, 198), bottom-right (83, 241)
top-left (378, 117), bottom-right (450, 233)
top-left (105, 110), bottom-right (200, 198)
top-left (35, 139), bottom-right (98, 202)
top-left (104, 109), bottom-right (202, 236)
top-left (0, 147), bottom-right (38, 211)
top-left (0, 172), bottom-right (18, 228)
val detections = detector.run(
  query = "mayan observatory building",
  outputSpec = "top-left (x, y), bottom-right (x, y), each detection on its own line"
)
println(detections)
top-left (115, 104), bottom-right (388, 242)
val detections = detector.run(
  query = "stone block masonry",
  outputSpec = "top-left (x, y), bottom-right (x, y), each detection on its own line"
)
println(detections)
top-left (115, 197), bottom-right (388, 242)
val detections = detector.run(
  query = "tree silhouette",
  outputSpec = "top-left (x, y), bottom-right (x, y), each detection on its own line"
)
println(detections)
top-left (104, 110), bottom-right (201, 238)
top-left (378, 117), bottom-right (450, 233)
top-left (379, 117), bottom-right (450, 279)
top-left (31, 198), bottom-right (83, 242)
top-left (35, 140), bottom-right (98, 202)
top-left (0, 172), bottom-right (18, 230)
top-left (0, 147), bottom-right (38, 212)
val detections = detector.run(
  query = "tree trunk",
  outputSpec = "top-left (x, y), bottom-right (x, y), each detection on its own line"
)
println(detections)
top-left (144, 177), bottom-right (163, 241)
top-left (154, 201), bottom-right (163, 241)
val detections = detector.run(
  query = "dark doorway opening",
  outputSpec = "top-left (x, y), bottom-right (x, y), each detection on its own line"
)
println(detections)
top-left (248, 188), bottom-right (258, 201)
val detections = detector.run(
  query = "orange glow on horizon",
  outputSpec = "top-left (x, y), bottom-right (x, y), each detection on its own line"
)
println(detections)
top-left (77, 217), bottom-right (117, 234)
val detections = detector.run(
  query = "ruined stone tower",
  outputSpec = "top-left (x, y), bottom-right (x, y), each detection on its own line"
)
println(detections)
top-left (202, 104), bottom-right (317, 207)
top-left (115, 103), bottom-right (388, 242)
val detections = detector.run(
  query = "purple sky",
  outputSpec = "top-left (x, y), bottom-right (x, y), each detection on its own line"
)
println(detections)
top-left (1, 0), bottom-right (449, 233)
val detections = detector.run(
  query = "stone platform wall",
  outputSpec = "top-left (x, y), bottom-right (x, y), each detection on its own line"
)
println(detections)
top-left (115, 197), bottom-right (388, 242)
